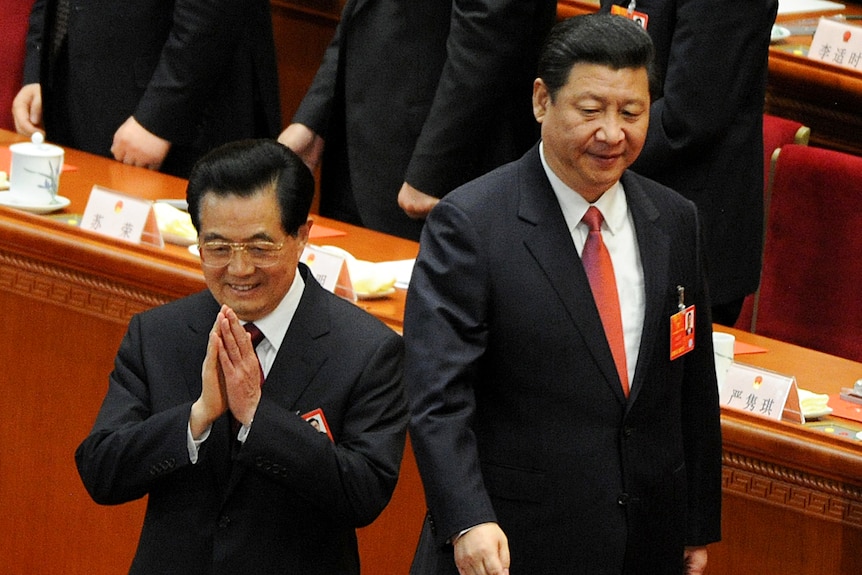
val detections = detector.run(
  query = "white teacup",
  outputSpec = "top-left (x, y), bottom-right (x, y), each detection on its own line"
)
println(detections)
top-left (712, 331), bottom-right (735, 390)
top-left (9, 133), bottom-right (64, 205)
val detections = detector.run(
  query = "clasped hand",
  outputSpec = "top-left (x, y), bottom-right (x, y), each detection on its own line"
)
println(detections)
top-left (190, 305), bottom-right (262, 438)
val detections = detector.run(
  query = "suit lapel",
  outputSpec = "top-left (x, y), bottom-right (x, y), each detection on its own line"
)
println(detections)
top-left (262, 269), bottom-right (330, 409)
top-left (517, 149), bottom-right (628, 402)
top-left (621, 172), bottom-right (670, 403)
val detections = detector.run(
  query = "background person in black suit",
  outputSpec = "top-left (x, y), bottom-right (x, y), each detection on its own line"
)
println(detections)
top-left (12, 0), bottom-right (281, 177)
top-left (600, 0), bottom-right (779, 326)
top-left (280, 0), bottom-right (558, 241)
top-left (75, 140), bottom-right (407, 574)
top-left (405, 14), bottom-right (721, 574)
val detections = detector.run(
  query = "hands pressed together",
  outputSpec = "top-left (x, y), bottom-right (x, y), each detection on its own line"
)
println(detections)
top-left (190, 305), bottom-right (263, 438)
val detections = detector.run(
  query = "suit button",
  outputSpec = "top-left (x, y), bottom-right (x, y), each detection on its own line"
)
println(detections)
top-left (617, 493), bottom-right (630, 506)
top-left (623, 427), bottom-right (633, 438)
top-left (218, 515), bottom-right (230, 528)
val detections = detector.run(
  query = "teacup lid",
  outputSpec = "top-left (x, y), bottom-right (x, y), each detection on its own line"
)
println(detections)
top-left (9, 132), bottom-right (64, 157)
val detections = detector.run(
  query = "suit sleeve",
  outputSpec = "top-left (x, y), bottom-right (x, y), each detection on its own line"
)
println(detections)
top-left (404, 200), bottom-right (498, 544)
top-left (680, 209), bottom-right (723, 545)
top-left (290, 2), bottom-right (349, 136)
top-left (75, 314), bottom-right (196, 506)
top-left (22, 0), bottom-right (46, 84)
top-left (629, 0), bottom-right (777, 173)
top-left (132, 0), bottom-right (252, 144)
top-left (405, 0), bottom-right (553, 197)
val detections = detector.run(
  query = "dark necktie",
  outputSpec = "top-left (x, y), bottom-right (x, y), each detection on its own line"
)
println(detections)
top-left (581, 207), bottom-right (629, 397)
top-left (230, 323), bottom-right (265, 436)
top-left (244, 322), bottom-right (266, 370)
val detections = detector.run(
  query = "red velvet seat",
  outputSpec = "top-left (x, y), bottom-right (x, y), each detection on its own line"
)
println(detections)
top-left (745, 143), bottom-right (862, 363)
top-left (734, 115), bottom-right (810, 332)
top-left (761, 113), bottom-right (810, 191)
top-left (0, 1), bottom-right (36, 131)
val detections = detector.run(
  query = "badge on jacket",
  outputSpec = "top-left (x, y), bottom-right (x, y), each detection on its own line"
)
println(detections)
top-left (670, 285), bottom-right (694, 360)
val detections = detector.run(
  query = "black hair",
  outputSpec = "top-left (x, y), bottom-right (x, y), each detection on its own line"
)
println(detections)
top-left (186, 139), bottom-right (314, 236)
top-left (537, 13), bottom-right (657, 101)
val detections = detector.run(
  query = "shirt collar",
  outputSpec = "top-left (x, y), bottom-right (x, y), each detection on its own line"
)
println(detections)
top-left (242, 268), bottom-right (305, 353)
top-left (539, 141), bottom-right (629, 236)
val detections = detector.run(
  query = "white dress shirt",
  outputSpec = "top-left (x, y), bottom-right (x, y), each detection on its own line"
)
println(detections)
top-left (539, 143), bottom-right (645, 386)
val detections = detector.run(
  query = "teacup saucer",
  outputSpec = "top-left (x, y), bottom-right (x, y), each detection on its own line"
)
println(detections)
top-left (0, 192), bottom-right (71, 214)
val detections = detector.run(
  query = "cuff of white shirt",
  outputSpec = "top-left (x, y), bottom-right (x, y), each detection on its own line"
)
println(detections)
top-left (237, 420), bottom-right (253, 443)
top-left (187, 423), bottom-right (211, 464)
top-left (451, 526), bottom-right (476, 545)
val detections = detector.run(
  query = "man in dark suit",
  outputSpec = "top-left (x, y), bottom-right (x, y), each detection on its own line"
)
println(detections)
top-left (75, 140), bottom-right (407, 574)
top-left (600, 0), bottom-right (778, 326)
top-left (12, 0), bottom-right (281, 177)
top-left (405, 14), bottom-right (722, 574)
top-left (280, 0), bottom-right (557, 241)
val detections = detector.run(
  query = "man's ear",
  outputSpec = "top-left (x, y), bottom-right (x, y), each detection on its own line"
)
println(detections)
top-left (297, 219), bottom-right (313, 247)
top-left (533, 78), bottom-right (550, 123)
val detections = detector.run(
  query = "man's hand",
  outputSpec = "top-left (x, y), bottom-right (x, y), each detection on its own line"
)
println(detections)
top-left (215, 306), bottom-right (263, 426)
top-left (12, 84), bottom-right (44, 136)
top-left (278, 123), bottom-right (324, 171)
top-left (453, 522), bottom-right (510, 575)
top-left (190, 314), bottom-right (229, 438)
top-left (684, 546), bottom-right (708, 575)
top-left (111, 116), bottom-right (170, 170)
top-left (397, 182), bottom-right (439, 220)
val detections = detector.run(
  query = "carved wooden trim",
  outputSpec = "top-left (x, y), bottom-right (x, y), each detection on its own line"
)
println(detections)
top-left (0, 249), bottom-right (172, 325)
top-left (723, 450), bottom-right (862, 529)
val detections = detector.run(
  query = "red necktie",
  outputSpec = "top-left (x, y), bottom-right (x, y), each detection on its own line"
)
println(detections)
top-left (231, 323), bottom-right (265, 436)
top-left (581, 207), bottom-right (629, 397)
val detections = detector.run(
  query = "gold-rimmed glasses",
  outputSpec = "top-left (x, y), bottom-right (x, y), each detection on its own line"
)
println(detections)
top-left (197, 239), bottom-right (285, 268)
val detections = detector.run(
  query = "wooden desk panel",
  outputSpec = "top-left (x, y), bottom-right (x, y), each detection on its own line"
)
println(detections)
top-left (711, 327), bottom-right (862, 575)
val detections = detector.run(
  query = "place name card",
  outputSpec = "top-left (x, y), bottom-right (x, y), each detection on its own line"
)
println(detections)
top-left (80, 185), bottom-right (163, 247)
top-left (300, 244), bottom-right (355, 301)
top-left (719, 362), bottom-right (805, 424)
top-left (808, 17), bottom-right (862, 72)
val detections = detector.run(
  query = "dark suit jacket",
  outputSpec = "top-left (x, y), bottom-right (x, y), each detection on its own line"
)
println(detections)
top-left (292, 0), bottom-right (557, 240)
top-left (405, 146), bottom-right (722, 574)
top-left (601, 0), bottom-right (779, 306)
top-left (75, 266), bottom-right (407, 575)
top-left (23, 0), bottom-right (281, 177)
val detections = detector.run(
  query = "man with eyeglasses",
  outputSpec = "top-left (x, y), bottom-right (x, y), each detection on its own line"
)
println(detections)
top-left (75, 139), bottom-right (408, 574)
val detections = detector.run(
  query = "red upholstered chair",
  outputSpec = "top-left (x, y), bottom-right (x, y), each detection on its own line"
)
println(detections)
top-left (745, 143), bottom-right (862, 363)
top-left (761, 113), bottom-right (810, 191)
top-left (734, 115), bottom-right (811, 332)
top-left (0, 0), bottom-right (36, 131)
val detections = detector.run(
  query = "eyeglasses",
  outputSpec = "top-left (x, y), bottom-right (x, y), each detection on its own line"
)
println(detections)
top-left (198, 240), bottom-right (285, 268)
